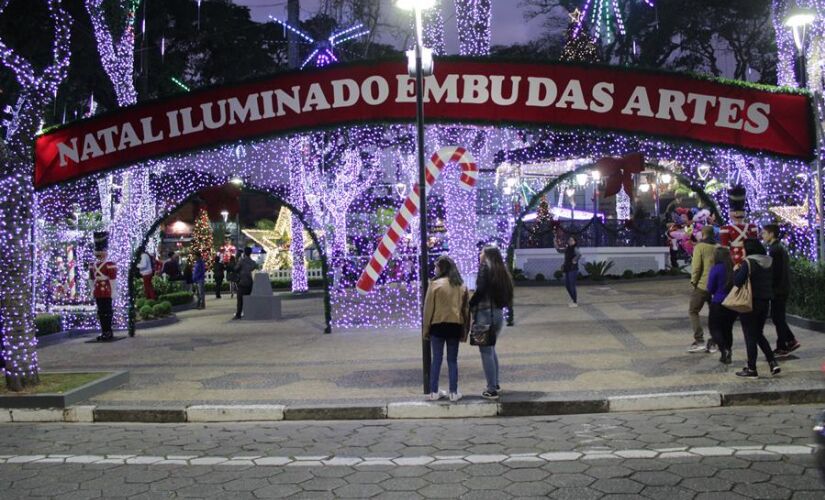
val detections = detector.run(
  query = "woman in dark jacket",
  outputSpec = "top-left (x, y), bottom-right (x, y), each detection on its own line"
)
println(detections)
top-left (213, 255), bottom-right (225, 299)
top-left (707, 246), bottom-right (735, 364)
top-left (557, 236), bottom-right (582, 307)
top-left (734, 239), bottom-right (780, 378)
top-left (469, 246), bottom-right (514, 400)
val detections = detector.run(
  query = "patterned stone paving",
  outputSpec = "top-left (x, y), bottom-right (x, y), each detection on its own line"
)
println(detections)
top-left (1, 405), bottom-right (823, 498)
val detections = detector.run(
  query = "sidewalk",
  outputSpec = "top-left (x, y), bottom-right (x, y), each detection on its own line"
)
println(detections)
top-left (26, 280), bottom-right (825, 421)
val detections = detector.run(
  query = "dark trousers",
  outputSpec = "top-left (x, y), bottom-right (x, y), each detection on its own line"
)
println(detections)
top-left (564, 270), bottom-right (578, 303)
top-left (770, 296), bottom-right (796, 349)
top-left (740, 299), bottom-right (776, 370)
top-left (96, 297), bottom-right (113, 335)
top-left (215, 278), bottom-right (223, 298)
top-left (708, 303), bottom-right (737, 351)
top-left (670, 249), bottom-right (679, 268)
top-left (235, 285), bottom-right (252, 318)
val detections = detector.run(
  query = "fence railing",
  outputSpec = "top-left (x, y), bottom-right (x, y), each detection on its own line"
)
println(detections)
top-left (517, 217), bottom-right (667, 249)
top-left (203, 268), bottom-right (325, 284)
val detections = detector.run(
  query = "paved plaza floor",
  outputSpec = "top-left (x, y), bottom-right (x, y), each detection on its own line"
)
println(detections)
top-left (37, 279), bottom-right (825, 407)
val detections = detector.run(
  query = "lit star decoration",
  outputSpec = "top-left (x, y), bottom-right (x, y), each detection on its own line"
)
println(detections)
top-left (574, 0), bottom-right (655, 43)
top-left (0, 0), bottom-right (72, 389)
top-left (269, 16), bottom-right (369, 70)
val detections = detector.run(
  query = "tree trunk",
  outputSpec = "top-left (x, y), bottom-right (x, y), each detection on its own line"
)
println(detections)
top-left (1, 158), bottom-right (39, 390)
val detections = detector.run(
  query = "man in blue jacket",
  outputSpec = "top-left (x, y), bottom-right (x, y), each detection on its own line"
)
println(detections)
top-left (192, 253), bottom-right (206, 310)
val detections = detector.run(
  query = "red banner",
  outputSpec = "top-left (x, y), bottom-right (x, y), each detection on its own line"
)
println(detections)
top-left (34, 58), bottom-right (814, 189)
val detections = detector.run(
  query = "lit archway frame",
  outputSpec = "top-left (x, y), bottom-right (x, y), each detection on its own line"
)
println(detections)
top-left (126, 186), bottom-right (331, 336)
top-left (504, 162), bottom-right (720, 325)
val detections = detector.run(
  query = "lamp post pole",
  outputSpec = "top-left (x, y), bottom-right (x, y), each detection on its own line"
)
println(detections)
top-left (413, 5), bottom-right (431, 395)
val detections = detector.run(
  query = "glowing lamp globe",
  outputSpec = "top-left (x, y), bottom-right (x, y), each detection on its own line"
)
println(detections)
top-left (660, 173), bottom-right (673, 184)
top-left (396, 0), bottom-right (436, 10)
top-left (639, 182), bottom-right (651, 193)
top-left (785, 6), bottom-right (816, 50)
top-left (576, 173), bottom-right (589, 186)
top-left (591, 170), bottom-right (602, 181)
top-left (565, 188), bottom-right (576, 198)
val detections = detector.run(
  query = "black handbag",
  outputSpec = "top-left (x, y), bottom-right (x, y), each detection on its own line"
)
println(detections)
top-left (470, 302), bottom-right (497, 347)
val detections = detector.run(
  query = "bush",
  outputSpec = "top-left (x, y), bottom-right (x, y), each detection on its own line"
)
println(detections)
top-left (151, 302), bottom-right (172, 318)
top-left (534, 273), bottom-right (546, 282)
top-left (135, 298), bottom-right (147, 310)
top-left (139, 305), bottom-right (153, 320)
top-left (35, 313), bottom-right (62, 337)
top-left (788, 258), bottom-right (825, 321)
top-left (622, 270), bottom-right (635, 279)
top-left (512, 268), bottom-right (527, 281)
top-left (159, 301), bottom-right (172, 315)
top-left (553, 270), bottom-right (563, 280)
top-left (158, 291), bottom-right (194, 306)
top-left (584, 260), bottom-right (614, 281)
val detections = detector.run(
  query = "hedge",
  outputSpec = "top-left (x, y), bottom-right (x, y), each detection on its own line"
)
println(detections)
top-left (35, 314), bottom-right (62, 337)
top-left (157, 291), bottom-right (194, 306)
top-left (788, 258), bottom-right (825, 321)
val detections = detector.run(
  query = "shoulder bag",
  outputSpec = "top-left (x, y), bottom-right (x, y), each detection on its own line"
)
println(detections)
top-left (470, 301), bottom-right (497, 347)
top-left (722, 259), bottom-right (753, 313)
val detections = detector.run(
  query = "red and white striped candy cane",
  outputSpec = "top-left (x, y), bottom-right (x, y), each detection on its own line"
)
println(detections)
top-left (356, 146), bottom-right (477, 295)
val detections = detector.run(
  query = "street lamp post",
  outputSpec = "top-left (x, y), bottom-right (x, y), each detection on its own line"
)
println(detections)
top-left (784, 6), bottom-right (824, 263)
top-left (398, 0), bottom-right (435, 394)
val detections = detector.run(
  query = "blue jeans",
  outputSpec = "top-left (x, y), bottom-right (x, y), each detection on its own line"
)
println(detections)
top-left (475, 307), bottom-right (504, 392)
top-left (565, 270), bottom-right (578, 303)
top-left (430, 335), bottom-right (459, 393)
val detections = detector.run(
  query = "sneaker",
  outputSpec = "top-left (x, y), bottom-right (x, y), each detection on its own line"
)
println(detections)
top-left (568, 302), bottom-right (579, 308)
top-left (735, 367), bottom-right (758, 378)
top-left (769, 361), bottom-right (781, 376)
top-left (719, 350), bottom-right (732, 365)
top-left (427, 390), bottom-right (447, 401)
top-left (449, 392), bottom-right (463, 402)
top-left (481, 390), bottom-right (500, 400)
top-left (496, 385), bottom-right (502, 394)
top-left (773, 347), bottom-right (790, 357)
top-left (706, 341), bottom-right (719, 354)
top-left (688, 342), bottom-right (706, 353)
top-left (786, 340), bottom-right (801, 353)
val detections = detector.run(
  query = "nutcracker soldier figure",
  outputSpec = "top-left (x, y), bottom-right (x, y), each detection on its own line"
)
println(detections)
top-left (720, 186), bottom-right (758, 265)
top-left (89, 231), bottom-right (117, 341)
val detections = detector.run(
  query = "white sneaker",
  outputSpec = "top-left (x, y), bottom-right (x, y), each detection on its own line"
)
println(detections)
top-left (449, 392), bottom-right (463, 402)
top-left (568, 302), bottom-right (578, 308)
top-left (427, 390), bottom-right (447, 401)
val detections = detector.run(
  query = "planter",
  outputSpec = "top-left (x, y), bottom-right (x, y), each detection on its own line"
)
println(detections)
top-left (0, 371), bottom-right (129, 409)
top-left (172, 302), bottom-right (197, 312)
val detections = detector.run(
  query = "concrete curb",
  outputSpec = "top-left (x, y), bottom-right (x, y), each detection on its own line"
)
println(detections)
top-left (3, 387), bottom-right (824, 423)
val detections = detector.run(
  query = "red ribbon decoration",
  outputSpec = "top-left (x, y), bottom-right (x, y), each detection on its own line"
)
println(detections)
top-left (597, 153), bottom-right (645, 200)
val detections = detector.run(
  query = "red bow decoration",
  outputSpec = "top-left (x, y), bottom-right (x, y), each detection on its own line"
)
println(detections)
top-left (597, 153), bottom-right (644, 200)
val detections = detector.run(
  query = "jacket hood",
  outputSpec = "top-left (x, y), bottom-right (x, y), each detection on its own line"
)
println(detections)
top-left (749, 255), bottom-right (773, 268)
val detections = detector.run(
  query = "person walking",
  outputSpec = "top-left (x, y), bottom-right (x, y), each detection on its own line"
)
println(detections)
top-left (707, 247), bottom-right (736, 364)
top-left (688, 225), bottom-right (717, 353)
top-left (423, 255), bottom-right (470, 402)
top-left (233, 247), bottom-right (258, 319)
top-left (734, 239), bottom-right (781, 378)
top-left (137, 250), bottom-right (156, 300)
top-left (469, 246), bottom-right (514, 400)
top-left (762, 224), bottom-right (801, 357)
top-left (227, 254), bottom-right (238, 298)
top-left (192, 253), bottom-right (206, 309)
top-left (213, 255), bottom-right (225, 299)
top-left (557, 236), bottom-right (581, 307)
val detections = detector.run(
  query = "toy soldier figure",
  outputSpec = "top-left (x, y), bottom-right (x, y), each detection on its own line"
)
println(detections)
top-left (89, 231), bottom-right (117, 341)
top-left (720, 185), bottom-right (758, 266)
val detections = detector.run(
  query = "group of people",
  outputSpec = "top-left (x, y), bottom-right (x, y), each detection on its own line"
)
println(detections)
top-left (687, 186), bottom-right (800, 378)
top-left (135, 242), bottom-right (260, 320)
top-left (422, 246), bottom-right (514, 402)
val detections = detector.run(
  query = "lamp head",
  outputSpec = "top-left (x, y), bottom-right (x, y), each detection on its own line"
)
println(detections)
top-left (397, 0), bottom-right (436, 11)
top-left (785, 6), bottom-right (816, 28)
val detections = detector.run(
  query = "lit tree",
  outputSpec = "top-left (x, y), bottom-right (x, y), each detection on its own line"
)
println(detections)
top-left (85, 0), bottom-right (139, 106)
top-left (561, 9), bottom-right (602, 63)
top-left (0, 0), bottom-right (72, 390)
top-left (190, 207), bottom-right (215, 269)
top-left (529, 197), bottom-right (553, 247)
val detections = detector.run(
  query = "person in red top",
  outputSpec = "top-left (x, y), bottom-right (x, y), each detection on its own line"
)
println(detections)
top-left (720, 186), bottom-right (758, 266)
top-left (89, 232), bottom-right (117, 341)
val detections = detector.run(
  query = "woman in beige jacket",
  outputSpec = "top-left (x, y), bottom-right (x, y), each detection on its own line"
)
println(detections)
top-left (423, 255), bottom-right (471, 402)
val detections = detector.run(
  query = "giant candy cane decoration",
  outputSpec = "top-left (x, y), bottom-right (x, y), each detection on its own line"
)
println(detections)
top-left (356, 146), bottom-right (477, 294)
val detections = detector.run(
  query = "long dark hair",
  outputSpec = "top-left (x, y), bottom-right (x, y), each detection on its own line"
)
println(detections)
top-left (482, 246), bottom-right (514, 307)
top-left (713, 246), bottom-right (734, 291)
top-left (435, 255), bottom-right (463, 287)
